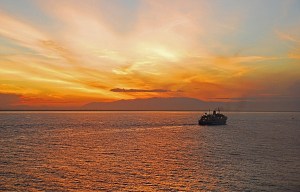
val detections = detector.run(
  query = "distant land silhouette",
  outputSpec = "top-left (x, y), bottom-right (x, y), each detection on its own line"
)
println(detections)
top-left (1, 94), bottom-right (299, 111)
top-left (81, 97), bottom-right (300, 111)
top-left (82, 97), bottom-right (211, 111)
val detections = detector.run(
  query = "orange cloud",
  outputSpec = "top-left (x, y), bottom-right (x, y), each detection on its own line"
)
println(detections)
top-left (0, 1), bottom-right (299, 107)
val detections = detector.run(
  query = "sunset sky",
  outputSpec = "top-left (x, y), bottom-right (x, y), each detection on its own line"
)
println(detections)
top-left (0, 0), bottom-right (300, 109)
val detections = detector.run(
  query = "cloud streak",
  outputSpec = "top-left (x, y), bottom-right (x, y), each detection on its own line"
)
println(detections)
top-left (110, 88), bottom-right (171, 93)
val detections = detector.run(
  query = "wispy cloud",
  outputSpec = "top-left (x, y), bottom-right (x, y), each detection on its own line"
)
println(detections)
top-left (276, 30), bottom-right (300, 43)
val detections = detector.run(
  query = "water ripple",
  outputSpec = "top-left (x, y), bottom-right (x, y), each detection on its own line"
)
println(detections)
top-left (0, 112), bottom-right (299, 191)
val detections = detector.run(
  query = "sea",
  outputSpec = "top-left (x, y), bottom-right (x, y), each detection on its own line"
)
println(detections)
top-left (0, 111), bottom-right (299, 191)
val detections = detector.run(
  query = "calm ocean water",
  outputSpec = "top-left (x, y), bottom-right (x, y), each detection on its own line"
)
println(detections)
top-left (0, 111), bottom-right (299, 191)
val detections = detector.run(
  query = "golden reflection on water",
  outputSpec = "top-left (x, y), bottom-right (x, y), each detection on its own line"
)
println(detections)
top-left (40, 126), bottom-right (211, 191)
top-left (0, 114), bottom-right (216, 191)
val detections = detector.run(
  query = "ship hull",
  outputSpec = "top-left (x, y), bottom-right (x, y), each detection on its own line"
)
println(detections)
top-left (198, 119), bottom-right (227, 125)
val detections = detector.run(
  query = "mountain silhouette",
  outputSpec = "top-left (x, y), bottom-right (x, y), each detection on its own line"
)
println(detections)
top-left (1, 96), bottom-right (298, 111)
top-left (82, 97), bottom-right (222, 111)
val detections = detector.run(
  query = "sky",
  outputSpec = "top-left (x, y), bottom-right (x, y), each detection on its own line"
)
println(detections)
top-left (0, 0), bottom-right (300, 110)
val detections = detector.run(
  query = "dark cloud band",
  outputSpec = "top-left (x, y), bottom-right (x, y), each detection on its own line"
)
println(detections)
top-left (110, 88), bottom-right (170, 93)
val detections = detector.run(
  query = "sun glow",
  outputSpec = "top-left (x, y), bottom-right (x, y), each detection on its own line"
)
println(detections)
top-left (0, 0), bottom-right (300, 108)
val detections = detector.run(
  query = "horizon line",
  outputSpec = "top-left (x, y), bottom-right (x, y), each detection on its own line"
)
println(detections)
top-left (1, 110), bottom-right (299, 112)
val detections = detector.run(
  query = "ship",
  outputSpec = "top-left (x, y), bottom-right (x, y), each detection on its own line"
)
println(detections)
top-left (198, 109), bottom-right (227, 125)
